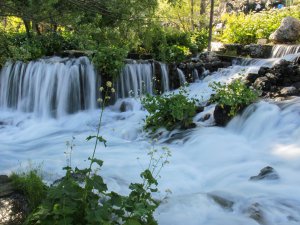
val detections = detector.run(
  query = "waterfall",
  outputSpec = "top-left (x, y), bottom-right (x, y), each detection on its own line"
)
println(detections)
top-left (192, 69), bottom-right (199, 81)
top-left (0, 56), bottom-right (97, 118)
top-left (116, 62), bottom-right (172, 99)
top-left (177, 68), bottom-right (187, 86)
top-left (160, 63), bottom-right (170, 93)
top-left (116, 63), bottom-right (154, 99)
top-left (271, 44), bottom-right (300, 58)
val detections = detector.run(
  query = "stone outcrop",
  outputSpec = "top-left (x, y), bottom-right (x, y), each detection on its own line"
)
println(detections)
top-left (244, 59), bottom-right (300, 98)
top-left (217, 44), bottom-right (273, 58)
top-left (269, 17), bottom-right (300, 43)
top-left (213, 104), bottom-right (232, 126)
top-left (249, 166), bottom-right (279, 181)
top-left (0, 175), bottom-right (29, 225)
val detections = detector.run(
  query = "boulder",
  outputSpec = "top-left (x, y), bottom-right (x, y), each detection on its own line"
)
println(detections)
top-left (280, 86), bottom-right (298, 96)
top-left (207, 193), bottom-right (234, 210)
top-left (269, 17), bottom-right (300, 43)
top-left (0, 175), bottom-right (29, 225)
top-left (253, 77), bottom-right (272, 91)
top-left (249, 166), bottom-right (279, 181)
top-left (213, 104), bottom-right (232, 126)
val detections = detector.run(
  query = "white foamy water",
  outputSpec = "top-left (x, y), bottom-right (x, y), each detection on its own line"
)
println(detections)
top-left (1, 54), bottom-right (300, 225)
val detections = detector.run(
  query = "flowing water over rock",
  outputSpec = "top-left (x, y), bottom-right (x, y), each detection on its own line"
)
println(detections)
top-left (271, 44), bottom-right (300, 58)
top-left (1, 51), bottom-right (300, 225)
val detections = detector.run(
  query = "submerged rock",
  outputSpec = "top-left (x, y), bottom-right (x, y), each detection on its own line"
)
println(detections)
top-left (208, 193), bottom-right (234, 210)
top-left (245, 202), bottom-right (265, 224)
top-left (249, 166), bottom-right (279, 181)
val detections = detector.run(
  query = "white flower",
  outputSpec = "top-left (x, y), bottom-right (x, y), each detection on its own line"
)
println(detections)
top-left (106, 81), bottom-right (112, 88)
top-left (99, 87), bottom-right (104, 91)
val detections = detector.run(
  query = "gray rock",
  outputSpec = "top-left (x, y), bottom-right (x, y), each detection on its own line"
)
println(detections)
top-left (280, 86), bottom-right (298, 96)
top-left (0, 175), bottom-right (29, 225)
top-left (265, 73), bottom-right (278, 84)
top-left (253, 77), bottom-right (271, 91)
top-left (269, 17), bottom-right (300, 43)
top-left (0, 193), bottom-right (29, 225)
top-left (250, 166), bottom-right (279, 181)
top-left (207, 193), bottom-right (234, 210)
top-left (246, 202), bottom-right (265, 224)
top-left (120, 101), bottom-right (133, 112)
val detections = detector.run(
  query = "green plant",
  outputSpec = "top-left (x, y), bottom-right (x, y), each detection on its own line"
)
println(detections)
top-left (93, 45), bottom-right (129, 79)
top-left (219, 6), bottom-right (300, 44)
top-left (210, 79), bottom-right (259, 116)
top-left (190, 29), bottom-right (209, 52)
top-left (10, 165), bottom-right (47, 211)
top-left (142, 87), bottom-right (198, 131)
top-left (165, 44), bottom-right (191, 63)
top-left (24, 82), bottom-right (168, 225)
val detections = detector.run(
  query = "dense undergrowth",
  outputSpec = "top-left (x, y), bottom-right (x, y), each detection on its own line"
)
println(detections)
top-left (218, 5), bottom-right (300, 44)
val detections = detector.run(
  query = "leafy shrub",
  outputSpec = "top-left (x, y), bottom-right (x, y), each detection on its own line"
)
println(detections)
top-left (190, 29), bottom-right (209, 52)
top-left (10, 168), bottom-right (47, 210)
top-left (219, 6), bottom-right (300, 44)
top-left (142, 88), bottom-right (198, 131)
top-left (210, 79), bottom-right (259, 116)
top-left (165, 45), bottom-right (191, 63)
top-left (93, 45), bottom-right (129, 79)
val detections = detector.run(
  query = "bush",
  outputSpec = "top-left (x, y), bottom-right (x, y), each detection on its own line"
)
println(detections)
top-left (165, 45), bottom-right (191, 63)
top-left (210, 79), bottom-right (259, 116)
top-left (10, 168), bottom-right (47, 210)
top-left (92, 45), bottom-right (129, 79)
top-left (219, 6), bottom-right (300, 44)
top-left (142, 88), bottom-right (198, 131)
top-left (190, 29), bottom-right (209, 52)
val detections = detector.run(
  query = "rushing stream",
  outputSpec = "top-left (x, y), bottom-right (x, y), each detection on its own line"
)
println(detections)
top-left (1, 46), bottom-right (300, 225)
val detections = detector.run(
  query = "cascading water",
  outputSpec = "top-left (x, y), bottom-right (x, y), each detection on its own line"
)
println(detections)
top-left (116, 63), bottom-right (154, 99)
top-left (115, 62), bottom-right (171, 98)
top-left (177, 68), bottom-right (187, 85)
top-left (0, 56), bottom-right (97, 118)
top-left (272, 44), bottom-right (300, 58)
top-left (1, 51), bottom-right (300, 225)
top-left (159, 62), bottom-right (170, 93)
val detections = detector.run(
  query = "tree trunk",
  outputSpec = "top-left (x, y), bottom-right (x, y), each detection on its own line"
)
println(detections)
top-left (23, 19), bottom-right (31, 38)
top-left (190, 0), bottom-right (194, 31)
top-left (200, 0), bottom-right (206, 15)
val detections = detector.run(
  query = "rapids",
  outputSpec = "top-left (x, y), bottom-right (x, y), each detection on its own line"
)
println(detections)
top-left (1, 45), bottom-right (300, 224)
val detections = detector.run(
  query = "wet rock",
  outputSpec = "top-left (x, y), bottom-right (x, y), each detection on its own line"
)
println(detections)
top-left (0, 175), bottom-right (29, 225)
top-left (269, 17), bottom-right (300, 43)
top-left (257, 67), bottom-right (269, 77)
top-left (243, 44), bottom-right (272, 58)
top-left (119, 101), bottom-right (134, 112)
top-left (181, 122), bottom-right (196, 130)
top-left (196, 106), bottom-right (205, 113)
top-left (207, 193), bottom-right (234, 210)
top-left (213, 104), bottom-right (232, 126)
top-left (253, 77), bottom-right (271, 91)
top-left (280, 86), bottom-right (298, 96)
top-left (265, 73), bottom-right (278, 84)
top-left (250, 166), bottom-right (279, 181)
top-left (246, 202), bottom-right (265, 224)
top-left (245, 73), bottom-right (261, 84)
top-left (200, 114), bottom-right (211, 122)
